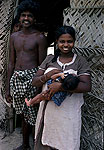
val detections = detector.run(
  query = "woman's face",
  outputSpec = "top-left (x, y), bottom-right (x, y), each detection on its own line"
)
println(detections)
top-left (57, 33), bottom-right (75, 54)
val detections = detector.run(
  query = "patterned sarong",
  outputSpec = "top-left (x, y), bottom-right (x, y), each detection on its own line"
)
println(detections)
top-left (10, 68), bottom-right (39, 125)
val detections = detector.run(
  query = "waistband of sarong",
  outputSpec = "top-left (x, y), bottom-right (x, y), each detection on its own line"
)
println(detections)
top-left (14, 67), bottom-right (38, 72)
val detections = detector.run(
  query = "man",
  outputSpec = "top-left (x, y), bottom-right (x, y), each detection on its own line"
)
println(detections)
top-left (6, 0), bottom-right (48, 150)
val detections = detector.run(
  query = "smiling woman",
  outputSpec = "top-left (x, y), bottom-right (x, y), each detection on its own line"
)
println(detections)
top-left (57, 34), bottom-right (75, 55)
top-left (30, 26), bottom-right (92, 150)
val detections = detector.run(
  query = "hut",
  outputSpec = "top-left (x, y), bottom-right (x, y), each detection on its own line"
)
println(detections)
top-left (0, 0), bottom-right (104, 149)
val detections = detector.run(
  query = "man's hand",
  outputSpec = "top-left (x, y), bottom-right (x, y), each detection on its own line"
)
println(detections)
top-left (5, 94), bottom-right (13, 103)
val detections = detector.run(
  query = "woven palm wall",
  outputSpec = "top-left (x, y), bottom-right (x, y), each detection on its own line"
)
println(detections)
top-left (63, 1), bottom-right (104, 149)
top-left (0, 0), bottom-right (17, 128)
top-left (0, 0), bottom-right (104, 148)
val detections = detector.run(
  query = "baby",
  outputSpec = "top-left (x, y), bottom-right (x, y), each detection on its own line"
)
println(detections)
top-left (25, 73), bottom-right (80, 106)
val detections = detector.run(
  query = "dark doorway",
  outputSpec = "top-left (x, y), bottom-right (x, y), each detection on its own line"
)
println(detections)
top-left (18, 0), bottom-right (70, 45)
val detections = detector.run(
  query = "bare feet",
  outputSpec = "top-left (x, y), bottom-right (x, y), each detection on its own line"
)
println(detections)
top-left (25, 90), bottom-right (50, 106)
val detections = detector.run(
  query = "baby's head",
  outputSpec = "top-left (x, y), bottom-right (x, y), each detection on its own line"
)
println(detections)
top-left (62, 74), bottom-right (80, 91)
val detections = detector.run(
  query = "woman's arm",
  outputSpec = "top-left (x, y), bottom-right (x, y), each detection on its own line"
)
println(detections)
top-left (47, 74), bottom-right (91, 98)
top-left (71, 75), bottom-right (92, 93)
top-left (32, 69), bottom-right (62, 87)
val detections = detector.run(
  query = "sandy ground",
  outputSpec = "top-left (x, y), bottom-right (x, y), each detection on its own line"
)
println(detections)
top-left (0, 128), bottom-right (34, 150)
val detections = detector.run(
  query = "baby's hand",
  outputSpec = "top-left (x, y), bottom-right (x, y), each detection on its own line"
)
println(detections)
top-left (46, 69), bottom-right (61, 79)
top-left (51, 72), bottom-right (65, 80)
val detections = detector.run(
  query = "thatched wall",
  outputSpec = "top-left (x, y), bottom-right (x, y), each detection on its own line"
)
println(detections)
top-left (0, 0), bottom-right (18, 128)
top-left (70, 0), bottom-right (104, 8)
top-left (63, 0), bottom-right (104, 149)
top-left (0, 0), bottom-right (103, 149)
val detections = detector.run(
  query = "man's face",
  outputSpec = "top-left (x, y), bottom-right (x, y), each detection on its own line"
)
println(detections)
top-left (19, 11), bottom-right (35, 28)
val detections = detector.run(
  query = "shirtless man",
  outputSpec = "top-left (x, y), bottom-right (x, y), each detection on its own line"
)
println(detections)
top-left (6, 0), bottom-right (48, 150)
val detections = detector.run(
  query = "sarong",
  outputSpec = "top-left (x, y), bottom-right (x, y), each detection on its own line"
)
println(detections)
top-left (10, 68), bottom-right (39, 125)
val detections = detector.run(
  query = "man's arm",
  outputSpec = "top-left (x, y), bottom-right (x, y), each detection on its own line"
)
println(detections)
top-left (38, 34), bottom-right (48, 65)
top-left (6, 34), bottom-right (16, 103)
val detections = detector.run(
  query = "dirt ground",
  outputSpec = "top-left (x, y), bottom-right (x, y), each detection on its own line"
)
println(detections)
top-left (0, 128), bottom-right (34, 150)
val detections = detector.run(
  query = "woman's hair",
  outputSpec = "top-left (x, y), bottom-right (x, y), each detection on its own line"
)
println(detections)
top-left (55, 26), bottom-right (76, 41)
top-left (17, 0), bottom-right (40, 20)
top-left (52, 26), bottom-right (76, 62)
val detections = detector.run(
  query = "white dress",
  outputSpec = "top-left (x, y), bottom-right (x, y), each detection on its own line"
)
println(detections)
top-left (35, 54), bottom-right (90, 150)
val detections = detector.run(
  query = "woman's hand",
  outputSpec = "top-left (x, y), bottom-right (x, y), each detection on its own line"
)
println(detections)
top-left (47, 82), bottom-right (62, 98)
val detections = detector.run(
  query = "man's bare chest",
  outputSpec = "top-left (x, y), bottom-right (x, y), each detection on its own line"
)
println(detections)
top-left (14, 36), bottom-right (38, 51)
